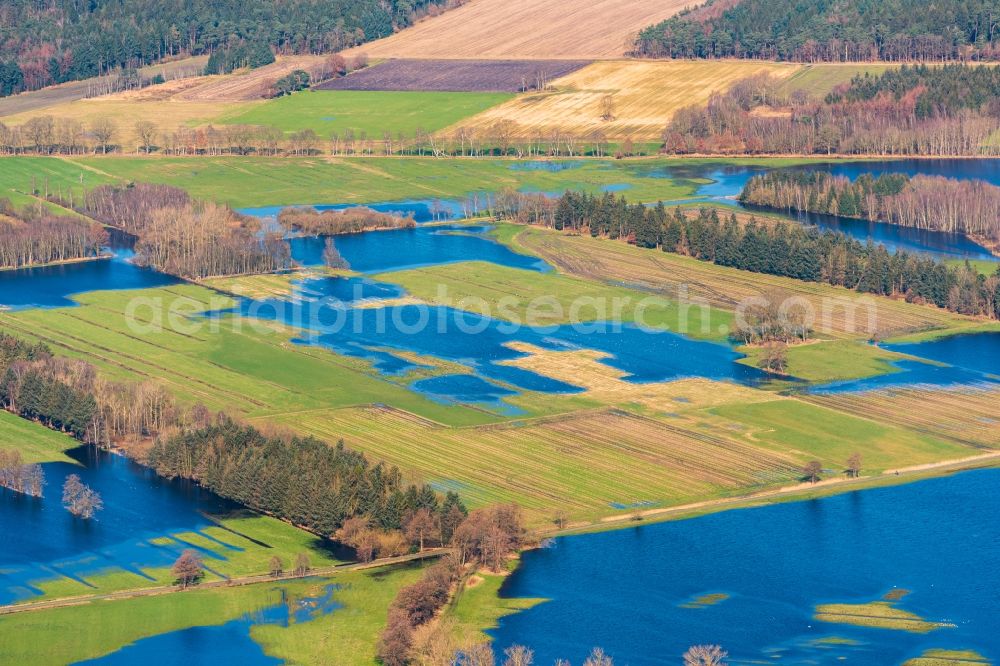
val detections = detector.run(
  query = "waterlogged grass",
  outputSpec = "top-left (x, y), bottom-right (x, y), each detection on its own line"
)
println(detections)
top-left (0, 285), bottom-right (496, 427)
top-left (0, 410), bottom-right (78, 464)
top-left (815, 600), bottom-right (955, 633)
top-left (0, 565), bottom-right (424, 666)
top-left (220, 90), bottom-right (513, 137)
top-left (23, 511), bottom-right (346, 602)
top-left (678, 592), bottom-right (730, 609)
top-left (378, 261), bottom-right (733, 341)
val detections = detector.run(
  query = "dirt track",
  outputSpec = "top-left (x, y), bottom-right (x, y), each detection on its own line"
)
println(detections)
top-left (345, 0), bottom-right (691, 59)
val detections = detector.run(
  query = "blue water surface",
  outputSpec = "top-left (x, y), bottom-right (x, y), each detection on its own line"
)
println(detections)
top-left (289, 225), bottom-right (550, 273)
top-left (0, 447), bottom-right (338, 605)
top-left (0, 250), bottom-right (179, 310)
top-left (491, 468), bottom-right (1000, 665)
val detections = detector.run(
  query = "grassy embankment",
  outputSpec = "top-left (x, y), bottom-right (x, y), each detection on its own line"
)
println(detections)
top-left (0, 563), bottom-right (426, 666)
top-left (0, 410), bottom-right (78, 464)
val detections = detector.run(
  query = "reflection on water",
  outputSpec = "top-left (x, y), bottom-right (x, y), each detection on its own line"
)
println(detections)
top-left (491, 468), bottom-right (1000, 665)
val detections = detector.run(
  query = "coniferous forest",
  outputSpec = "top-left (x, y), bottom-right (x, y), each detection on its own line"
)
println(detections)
top-left (495, 190), bottom-right (1000, 320)
top-left (0, 0), bottom-right (451, 96)
top-left (635, 0), bottom-right (1000, 61)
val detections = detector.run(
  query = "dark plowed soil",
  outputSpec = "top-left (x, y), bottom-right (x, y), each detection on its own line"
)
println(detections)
top-left (315, 59), bottom-right (592, 93)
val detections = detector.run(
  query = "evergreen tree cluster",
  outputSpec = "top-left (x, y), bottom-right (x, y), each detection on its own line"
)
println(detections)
top-left (513, 191), bottom-right (1000, 320)
top-left (635, 0), bottom-right (1000, 61)
top-left (830, 64), bottom-right (1000, 119)
top-left (0, 335), bottom-right (96, 438)
top-left (204, 41), bottom-right (276, 75)
top-left (0, 0), bottom-right (448, 96)
top-left (147, 417), bottom-right (466, 536)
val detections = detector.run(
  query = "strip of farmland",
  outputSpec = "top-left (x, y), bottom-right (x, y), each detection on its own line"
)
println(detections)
top-left (316, 58), bottom-right (592, 93)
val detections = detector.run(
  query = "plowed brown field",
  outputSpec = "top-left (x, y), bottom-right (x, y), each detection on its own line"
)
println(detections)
top-left (344, 0), bottom-right (691, 59)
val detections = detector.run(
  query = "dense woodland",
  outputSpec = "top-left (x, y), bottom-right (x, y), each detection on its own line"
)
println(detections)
top-left (0, 0), bottom-right (454, 96)
top-left (278, 206), bottom-right (416, 236)
top-left (147, 418), bottom-right (465, 537)
top-left (663, 66), bottom-right (1000, 156)
top-left (495, 190), bottom-right (1000, 320)
top-left (635, 0), bottom-right (1000, 61)
top-left (0, 200), bottom-right (108, 270)
top-left (740, 171), bottom-right (1000, 249)
top-left (83, 183), bottom-right (290, 278)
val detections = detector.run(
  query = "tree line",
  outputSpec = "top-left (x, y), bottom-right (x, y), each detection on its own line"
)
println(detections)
top-left (278, 206), bottom-right (416, 236)
top-left (378, 504), bottom-right (526, 666)
top-left (1, 332), bottom-right (176, 446)
top-left (0, 199), bottom-right (109, 270)
top-left (0, 0), bottom-right (453, 96)
top-left (147, 416), bottom-right (467, 539)
top-left (634, 0), bottom-right (1000, 62)
top-left (0, 117), bottom-right (639, 159)
top-left (662, 66), bottom-right (1000, 156)
top-left (494, 190), bottom-right (1000, 320)
top-left (739, 171), bottom-right (1000, 249)
top-left (82, 183), bottom-right (290, 279)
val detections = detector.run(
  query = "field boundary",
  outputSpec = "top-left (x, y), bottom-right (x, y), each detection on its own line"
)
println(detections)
top-left (0, 549), bottom-right (452, 616)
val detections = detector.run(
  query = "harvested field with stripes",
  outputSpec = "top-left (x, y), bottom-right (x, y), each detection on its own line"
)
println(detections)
top-left (802, 387), bottom-right (1000, 449)
top-left (454, 60), bottom-right (801, 140)
top-left (511, 226), bottom-right (988, 340)
top-left (317, 59), bottom-right (591, 92)
top-left (266, 404), bottom-right (805, 519)
top-left (344, 0), bottom-right (691, 59)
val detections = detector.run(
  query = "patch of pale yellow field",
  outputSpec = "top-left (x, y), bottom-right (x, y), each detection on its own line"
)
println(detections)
top-left (499, 341), bottom-right (776, 412)
top-left (451, 60), bottom-right (802, 140)
top-left (345, 0), bottom-right (691, 59)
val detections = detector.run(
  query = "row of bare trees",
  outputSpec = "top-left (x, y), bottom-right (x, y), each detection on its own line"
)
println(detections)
top-left (83, 183), bottom-right (290, 278)
top-left (0, 200), bottom-right (109, 270)
top-left (0, 450), bottom-right (45, 497)
top-left (740, 171), bottom-right (1000, 246)
top-left (278, 206), bottom-right (415, 236)
top-left (0, 117), bottom-right (639, 158)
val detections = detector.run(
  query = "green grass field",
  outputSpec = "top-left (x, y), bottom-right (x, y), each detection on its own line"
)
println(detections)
top-left (737, 339), bottom-right (912, 383)
top-left (777, 64), bottom-right (898, 97)
top-left (0, 285), bottom-right (499, 426)
top-left (707, 399), bottom-right (971, 472)
top-left (378, 260), bottom-right (733, 341)
top-left (1, 154), bottom-right (830, 211)
top-left (0, 564), bottom-right (425, 666)
top-left (0, 410), bottom-right (79, 464)
top-left (220, 90), bottom-right (513, 137)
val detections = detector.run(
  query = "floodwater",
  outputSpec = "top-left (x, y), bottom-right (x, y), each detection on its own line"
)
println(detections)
top-left (490, 468), bottom-right (1000, 665)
